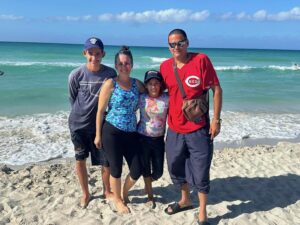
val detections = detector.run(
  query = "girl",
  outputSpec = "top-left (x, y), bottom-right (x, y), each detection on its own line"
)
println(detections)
top-left (137, 70), bottom-right (169, 208)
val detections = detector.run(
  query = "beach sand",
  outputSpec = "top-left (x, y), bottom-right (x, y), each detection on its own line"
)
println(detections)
top-left (1, 141), bottom-right (300, 225)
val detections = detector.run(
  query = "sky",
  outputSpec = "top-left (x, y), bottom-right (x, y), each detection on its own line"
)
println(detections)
top-left (1, 0), bottom-right (300, 50)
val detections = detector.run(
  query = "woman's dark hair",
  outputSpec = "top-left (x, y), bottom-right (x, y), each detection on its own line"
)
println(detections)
top-left (168, 29), bottom-right (188, 40)
top-left (114, 45), bottom-right (133, 65)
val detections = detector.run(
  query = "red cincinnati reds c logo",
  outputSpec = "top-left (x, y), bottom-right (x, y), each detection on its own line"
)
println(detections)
top-left (185, 76), bottom-right (200, 87)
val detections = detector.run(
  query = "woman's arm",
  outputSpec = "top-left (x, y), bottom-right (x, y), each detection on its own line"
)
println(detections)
top-left (136, 79), bottom-right (145, 93)
top-left (94, 78), bottom-right (114, 149)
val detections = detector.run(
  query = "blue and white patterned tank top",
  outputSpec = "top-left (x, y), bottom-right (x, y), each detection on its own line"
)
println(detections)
top-left (106, 78), bottom-right (139, 132)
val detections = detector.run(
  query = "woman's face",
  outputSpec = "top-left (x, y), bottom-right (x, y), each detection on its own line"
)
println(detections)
top-left (146, 78), bottom-right (162, 98)
top-left (115, 54), bottom-right (132, 75)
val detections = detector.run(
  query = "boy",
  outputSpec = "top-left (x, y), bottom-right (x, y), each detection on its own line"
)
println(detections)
top-left (68, 37), bottom-right (117, 208)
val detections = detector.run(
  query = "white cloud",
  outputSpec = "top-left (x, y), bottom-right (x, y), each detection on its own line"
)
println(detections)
top-left (49, 7), bottom-right (300, 23)
top-left (65, 16), bottom-right (80, 22)
top-left (0, 14), bottom-right (24, 21)
top-left (154, 9), bottom-right (190, 23)
top-left (268, 7), bottom-right (300, 21)
top-left (97, 9), bottom-right (209, 23)
top-left (253, 10), bottom-right (267, 21)
top-left (98, 13), bottom-right (114, 21)
top-left (236, 12), bottom-right (251, 20)
top-left (220, 7), bottom-right (300, 22)
top-left (190, 10), bottom-right (210, 21)
top-left (220, 12), bottom-right (233, 20)
top-left (50, 15), bottom-right (93, 22)
top-left (82, 15), bottom-right (92, 21)
top-left (116, 11), bottom-right (137, 22)
top-left (105, 9), bottom-right (208, 23)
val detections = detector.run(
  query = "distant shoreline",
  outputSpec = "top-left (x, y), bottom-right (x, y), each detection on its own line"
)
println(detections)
top-left (1, 40), bottom-right (300, 51)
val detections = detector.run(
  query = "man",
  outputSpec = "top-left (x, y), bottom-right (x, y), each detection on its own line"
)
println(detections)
top-left (160, 29), bottom-right (222, 225)
top-left (68, 37), bottom-right (117, 208)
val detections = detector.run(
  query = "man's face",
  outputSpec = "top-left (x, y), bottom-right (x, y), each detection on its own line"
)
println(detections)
top-left (84, 48), bottom-right (104, 66)
top-left (168, 34), bottom-right (188, 58)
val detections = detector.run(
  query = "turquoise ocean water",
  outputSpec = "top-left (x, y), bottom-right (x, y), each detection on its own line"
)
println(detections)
top-left (1, 42), bottom-right (300, 165)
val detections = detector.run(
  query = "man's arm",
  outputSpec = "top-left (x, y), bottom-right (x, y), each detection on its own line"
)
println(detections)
top-left (209, 85), bottom-right (223, 139)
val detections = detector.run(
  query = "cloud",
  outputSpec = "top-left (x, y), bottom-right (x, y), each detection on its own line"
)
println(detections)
top-left (220, 12), bottom-right (233, 20)
top-left (98, 9), bottom-right (210, 23)
top-left (50, 15), bottom-right (93, 22)
top-left (220, 7), bottom-right (300, 21)
top-left (0, 14), bottom-right (24, 21)
top-left (236, 12), bottom-right (251, 21)
top-left (268, 7), bottom-right (300, 21)
top-left (98, 13), bottom-right (114, 21)
top-left (50, 9), bottom-right (210, 23)
top-left (190, 10), bottom-right (210, 21)
top-left (253, 10), bottom-right (267, 21)
top-left (48, 7), bottom-right (300, 23)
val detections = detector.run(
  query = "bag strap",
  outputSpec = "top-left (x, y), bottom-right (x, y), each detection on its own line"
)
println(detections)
top-left (173, 60), bottom-right (208, 99)
top-left (173, 60), bottom-right (211, 125)
top-left (173, 61), bottom-right (187, 100)
top-left (173, 59), bottom-right (211, 124)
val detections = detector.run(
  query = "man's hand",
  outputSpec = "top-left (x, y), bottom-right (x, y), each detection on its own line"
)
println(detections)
top-left (209, 119), bottom-right (221, 140)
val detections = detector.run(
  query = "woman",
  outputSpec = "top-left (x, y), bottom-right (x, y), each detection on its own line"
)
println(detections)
top-left (94, 46), bottom-right (144, 214)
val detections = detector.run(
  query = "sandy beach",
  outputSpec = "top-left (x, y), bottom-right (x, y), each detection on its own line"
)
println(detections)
top-left (1, 141), bottom-right (300, 225)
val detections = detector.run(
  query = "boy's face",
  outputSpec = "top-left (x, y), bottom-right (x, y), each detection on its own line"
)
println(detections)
top-left (146, 78), bottom-right (161, 98)
top-left (84, 48), bottom-right (104, 67)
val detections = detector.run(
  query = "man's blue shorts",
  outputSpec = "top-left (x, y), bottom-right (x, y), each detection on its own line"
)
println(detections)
top-left (71, 129), bottom-right (109, 167)
top-left (165, 126), bottom-right (213, 194)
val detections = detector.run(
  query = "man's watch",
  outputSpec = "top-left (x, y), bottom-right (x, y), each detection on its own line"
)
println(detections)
top-left (214, 118), bottom-right (222, 125)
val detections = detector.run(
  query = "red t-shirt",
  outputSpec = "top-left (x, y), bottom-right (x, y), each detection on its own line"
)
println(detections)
top-left (160, 53), bottom-right (220, 134)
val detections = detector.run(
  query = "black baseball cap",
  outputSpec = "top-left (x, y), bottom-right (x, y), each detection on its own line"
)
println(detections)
top-left (144, 70), bottom-right (163, 83)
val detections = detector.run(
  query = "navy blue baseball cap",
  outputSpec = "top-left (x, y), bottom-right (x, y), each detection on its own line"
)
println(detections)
top-left (84, 37), bottom-right (104, 50)
top-left (144, 70), bottom-right (163, 83)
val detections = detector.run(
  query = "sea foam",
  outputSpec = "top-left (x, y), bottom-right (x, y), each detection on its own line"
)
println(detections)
top-left (0, 112), bottom-right (73, 165)
top-left (1, 111), bottom-right (300, 165)
top-left (2, 60), bottom-right (299, 72)
top-left (0, 61), bottom-right (82, 67)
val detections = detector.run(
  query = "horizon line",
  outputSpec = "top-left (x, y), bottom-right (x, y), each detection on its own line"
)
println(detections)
top-left (0, 40), bottom-right (300, 51)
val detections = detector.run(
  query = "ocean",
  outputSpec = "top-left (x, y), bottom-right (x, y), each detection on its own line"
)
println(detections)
top-left (1, 42), bottom-right (300, 165)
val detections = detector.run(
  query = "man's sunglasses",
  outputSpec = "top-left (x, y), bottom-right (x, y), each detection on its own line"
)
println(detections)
top-left (169, 40), bottom-right (187, 48)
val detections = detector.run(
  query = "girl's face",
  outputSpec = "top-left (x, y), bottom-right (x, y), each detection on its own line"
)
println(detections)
top-left (146, 78), bottom-right (162, 98)
top-left (115, 54), bottom-right (132, 75)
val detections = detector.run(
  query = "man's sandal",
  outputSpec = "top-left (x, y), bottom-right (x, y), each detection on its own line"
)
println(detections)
top-left (164, 202), bottom-right (193, 215)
